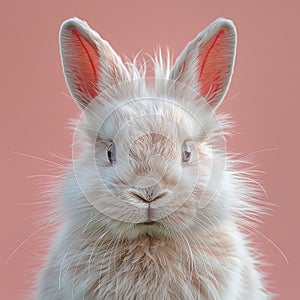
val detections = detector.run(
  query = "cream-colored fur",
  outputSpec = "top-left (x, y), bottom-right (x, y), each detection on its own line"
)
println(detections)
top-left (34, 17), bottom-right (270, 299)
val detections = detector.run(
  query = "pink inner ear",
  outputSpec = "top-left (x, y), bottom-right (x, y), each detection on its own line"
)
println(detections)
top-left (70, 29), bottom-right (100, 102)
top-left (198, 29), bottom-right (228, 102)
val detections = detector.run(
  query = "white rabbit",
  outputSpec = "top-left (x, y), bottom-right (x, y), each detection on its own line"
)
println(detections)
top-left (34, 17), bottom-right (271, 299)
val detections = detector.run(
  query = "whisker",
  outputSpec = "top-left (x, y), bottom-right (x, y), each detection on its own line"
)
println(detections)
top-left (236, 147), bottom-right (280, 162)
top-left (13, 151), bottom-right (65, 168)
top-left (246, 225), bottom-right (288, 264)
top-left (6, 223), bottom-right (51, 264)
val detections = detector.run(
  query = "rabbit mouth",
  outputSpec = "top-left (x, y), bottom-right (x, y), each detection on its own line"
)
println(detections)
top-left (140, 221), bottom-right (156, 225)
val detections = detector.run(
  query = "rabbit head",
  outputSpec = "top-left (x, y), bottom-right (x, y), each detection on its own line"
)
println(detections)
top-left (59, 18), bottom-right (238, 240)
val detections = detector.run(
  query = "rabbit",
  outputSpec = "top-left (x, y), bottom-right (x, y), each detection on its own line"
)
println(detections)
top-left (34, 17), bottom-right (271, 299)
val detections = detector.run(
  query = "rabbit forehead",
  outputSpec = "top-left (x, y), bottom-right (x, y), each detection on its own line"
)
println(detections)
top-left (92, 97), bottom-right (207, 142)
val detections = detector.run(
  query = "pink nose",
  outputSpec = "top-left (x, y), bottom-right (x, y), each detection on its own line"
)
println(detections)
top-left (131, 189), bottom-right (168, 203)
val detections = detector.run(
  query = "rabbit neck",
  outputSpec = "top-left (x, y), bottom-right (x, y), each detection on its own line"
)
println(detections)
top-left (64, 223), bottom-right (239, 299)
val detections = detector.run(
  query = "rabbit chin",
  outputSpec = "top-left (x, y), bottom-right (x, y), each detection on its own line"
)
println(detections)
top-left (131, 222), bottom-right (169, 239)
top-left (115, 222), bottom-right (180, 240)
top-left (106, 208), bottom-right (200, 241)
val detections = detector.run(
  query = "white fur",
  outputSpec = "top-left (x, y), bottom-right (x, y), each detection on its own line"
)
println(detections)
top-left (34, 17), bottom-right (271, 299)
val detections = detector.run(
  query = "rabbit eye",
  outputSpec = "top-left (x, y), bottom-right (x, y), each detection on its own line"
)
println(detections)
top-left (107, 143), bottom-right (116, 164)
top-left (182, 142), bottom-right (191, 163)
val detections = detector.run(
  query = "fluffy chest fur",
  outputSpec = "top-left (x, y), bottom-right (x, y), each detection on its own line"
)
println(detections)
top-left (48, 223), bottom-right (246, 300)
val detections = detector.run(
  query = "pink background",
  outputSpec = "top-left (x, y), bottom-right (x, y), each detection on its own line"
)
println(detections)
top-left (1, 0), bottom-right (299, 299)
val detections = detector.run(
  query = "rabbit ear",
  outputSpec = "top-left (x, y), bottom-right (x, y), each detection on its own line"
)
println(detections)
top-left (169, 18), bottom-right (237, 109)
top-left (60, 18), bottom-right (125, 108)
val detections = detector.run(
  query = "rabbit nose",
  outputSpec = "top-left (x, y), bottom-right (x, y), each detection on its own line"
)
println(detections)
top-left (131, 189), bottom-right (168, 203)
